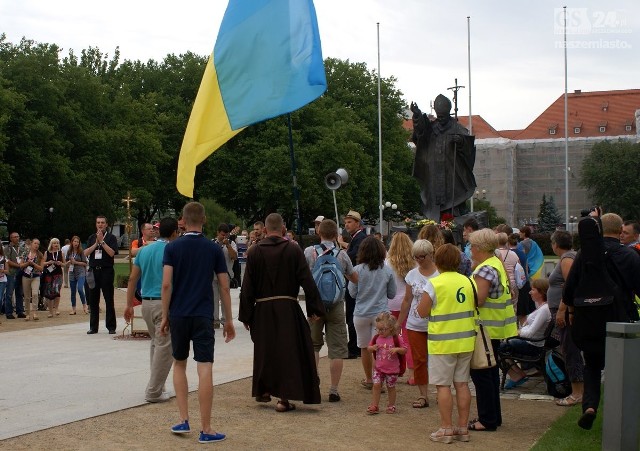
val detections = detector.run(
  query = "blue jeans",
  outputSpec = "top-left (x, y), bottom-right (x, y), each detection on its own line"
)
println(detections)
top-left (0, 282), bottom-right (6, 314)
top-left (4, 273), bottom-right (24, 316)
top-left (70, 276), bottom-right (86, 307)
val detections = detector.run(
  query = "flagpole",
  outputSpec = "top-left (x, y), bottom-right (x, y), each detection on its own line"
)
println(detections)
top-left (287, 114), bottom-right (302, 236)
top-left (563, 6), bottom-right (570, 229)
top-left (467, 16), bottom-right (474, 213)
top-left (377, 22), bottom-right (383, 230)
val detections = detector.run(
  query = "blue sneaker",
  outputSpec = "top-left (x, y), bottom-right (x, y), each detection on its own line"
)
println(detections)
top-left (504, 377), bottom-right (529, 390)
top-left (199, 431), bottom-right (226, 443)
top-left (171, 419), bottom-right (191, 434)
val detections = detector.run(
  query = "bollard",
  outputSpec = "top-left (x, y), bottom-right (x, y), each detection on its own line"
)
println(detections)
top-left (602, 322), bottom-right (640, 451)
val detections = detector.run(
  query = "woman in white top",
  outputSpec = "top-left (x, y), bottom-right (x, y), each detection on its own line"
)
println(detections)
top-left (385, 232), bottom-right (416, 380)
top-left (397, 239), bottom-right (439, 408)
top-left (500, 278), bottom-right (551, 389)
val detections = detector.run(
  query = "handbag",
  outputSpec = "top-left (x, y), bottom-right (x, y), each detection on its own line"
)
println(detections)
top-left (468, 278), bottom-right (497, 369)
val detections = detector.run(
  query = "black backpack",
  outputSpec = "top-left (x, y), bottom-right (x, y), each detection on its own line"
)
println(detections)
top-left (545, 350), bottom-right (572, 399)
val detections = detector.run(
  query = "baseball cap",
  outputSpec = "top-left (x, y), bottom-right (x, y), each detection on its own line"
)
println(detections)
top-left (344, 210), bottom-right (361, 222)
top-left (314, 215), bottom-right (325, 223)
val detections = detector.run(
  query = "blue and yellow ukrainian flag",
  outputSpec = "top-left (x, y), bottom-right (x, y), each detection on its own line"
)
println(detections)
top-left (527, 240), bottom-right (545, 280)
top-left (177, 0), bottom-right (327, 197)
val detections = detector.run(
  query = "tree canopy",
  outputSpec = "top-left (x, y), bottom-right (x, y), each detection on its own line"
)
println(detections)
top-left (0, 36), bottom-right (419, 240)
top-left (581, 140), bottom-right (640, 220)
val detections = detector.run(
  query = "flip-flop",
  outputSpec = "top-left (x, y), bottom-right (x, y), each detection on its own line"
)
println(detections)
top-left (468, 419), bottom-right (496, 432)
top-left (275, 401), bottom-right (296, 413)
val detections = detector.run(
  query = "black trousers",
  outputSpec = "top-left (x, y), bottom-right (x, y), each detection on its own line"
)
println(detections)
top-left (582, 346), bottom-right (605, 413)
top-left (89, 267), bottom-right (116, 332)
top-left (470, 339), bottom-right (502, 429)
top-left (345, 290), bottom-right (358, 356)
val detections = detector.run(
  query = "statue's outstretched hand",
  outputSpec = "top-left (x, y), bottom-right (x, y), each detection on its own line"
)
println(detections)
top-left (410, 102), bottom-right (420, 115)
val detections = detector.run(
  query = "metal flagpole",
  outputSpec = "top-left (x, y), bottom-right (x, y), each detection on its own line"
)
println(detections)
top-left (563, 6), bottom-right (570, 229)
top-left (467, 16), bottom-right (474, 213)
top-left (287, 114), bottom-right (302, 236)
top-left (377, 22), bottom-right (383, 229)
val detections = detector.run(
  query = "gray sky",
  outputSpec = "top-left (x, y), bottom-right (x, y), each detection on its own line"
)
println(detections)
top-left (1, 0), bottom-right (637, 130)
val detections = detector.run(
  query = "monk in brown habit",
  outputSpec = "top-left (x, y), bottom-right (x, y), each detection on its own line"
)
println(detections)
top-left (239, 213), bottom-right (324, 412)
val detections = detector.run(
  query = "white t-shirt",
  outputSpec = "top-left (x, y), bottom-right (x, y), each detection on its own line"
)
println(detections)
top-left (404, 267), bottom-right (440, 332)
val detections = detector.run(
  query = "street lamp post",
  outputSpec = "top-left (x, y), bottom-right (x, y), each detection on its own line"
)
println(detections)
top-left (47, 207), bottom-right (54, 242)
top-left (382, 201), bottom-right (397, 237)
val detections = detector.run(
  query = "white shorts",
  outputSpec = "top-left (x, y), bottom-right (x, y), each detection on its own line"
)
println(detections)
top-left (429, 352), bottom-right (473, 386)
top-left (353, 315), bottom-right (377, 349)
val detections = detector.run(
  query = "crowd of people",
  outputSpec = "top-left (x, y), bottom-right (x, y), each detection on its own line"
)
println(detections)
top-left (3, 203), bottom-right (639, 444)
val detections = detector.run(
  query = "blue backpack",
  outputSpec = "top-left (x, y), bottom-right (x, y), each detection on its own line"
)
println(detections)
top-left (312, 244), bottom-right (345, 311)
top-left (545, 350), bottom-right (572, 399)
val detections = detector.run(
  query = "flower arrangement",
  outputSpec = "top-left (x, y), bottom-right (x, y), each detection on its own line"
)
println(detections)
top-left (404, 216), bottom-right (456, 231)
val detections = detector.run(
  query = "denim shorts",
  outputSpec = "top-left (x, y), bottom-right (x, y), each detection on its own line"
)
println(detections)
top-left (170, 316), bottom-right (215, 362)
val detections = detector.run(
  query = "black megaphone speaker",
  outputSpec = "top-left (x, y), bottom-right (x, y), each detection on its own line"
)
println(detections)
top-left (325, 168), bottom-right (348, 190)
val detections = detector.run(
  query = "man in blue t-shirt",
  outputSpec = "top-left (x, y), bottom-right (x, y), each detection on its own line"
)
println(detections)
top-left (160, 202), bottom-right (236, 444)
top-left (125, 217), bottom-right (179, 403)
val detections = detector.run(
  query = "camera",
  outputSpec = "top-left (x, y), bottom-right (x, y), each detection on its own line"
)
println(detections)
top-left (580, 206), bottom-right (600, 217)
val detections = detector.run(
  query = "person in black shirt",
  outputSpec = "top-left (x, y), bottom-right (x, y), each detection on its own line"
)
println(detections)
top-left (337, 210), bottom-right (367, 358)
top-left (84, 215), bottom-right (119, 334)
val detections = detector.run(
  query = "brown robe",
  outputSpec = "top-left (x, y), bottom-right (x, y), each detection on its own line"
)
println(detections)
top-left (239, 236), bottom-right (324, 403)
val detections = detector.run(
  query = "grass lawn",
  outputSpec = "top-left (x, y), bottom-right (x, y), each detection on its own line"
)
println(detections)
top-left (531, 397), bottom-right (603, 450)
top-left (114, 261), bottom-right (131, 287)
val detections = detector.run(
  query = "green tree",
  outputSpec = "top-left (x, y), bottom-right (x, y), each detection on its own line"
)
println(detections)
top-left (198, 58), bottom-right (419, 229)
top-left (537, 194), bottom-right (562, 232)
top-left (467, 199), bottom-right (507, 228)
top-left (581, 140), bottom-right (640, 219)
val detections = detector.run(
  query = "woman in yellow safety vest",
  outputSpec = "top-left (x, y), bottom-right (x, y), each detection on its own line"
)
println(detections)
top-left (417, 244), bottom-right (476, 444)
top-left (467, 229), bottom-right (517, 432)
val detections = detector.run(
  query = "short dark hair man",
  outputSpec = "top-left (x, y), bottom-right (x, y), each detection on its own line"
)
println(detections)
top-left (3, 231), bottom-right (26, 319)
top-left (125, 217), bottom-right (179, 403)
top-left (620, 220), bottom-right (640, 248)
top-left (212, 223), bottom-right (238, 328)
top-left (84, 215), bottom-right (119, 334)
top-left (160, 202), bottom-right (235, 443)
top-left (304, 219), bottom-right (358, 402)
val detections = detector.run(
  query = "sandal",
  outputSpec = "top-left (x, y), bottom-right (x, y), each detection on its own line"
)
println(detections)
top-left (386, 405), bottom-right (397, 414)
top-left (468, 419), bottom-right (496, 432)
top-left (366, 405), bottom-right (379, 415)
top-left (412, 396), bottom-right (429, 408)
top-left (360, 379), bottom-right (373, 390)
top-left (429, 428), bottom-right (454, 444)
top-left (453, 427), bottom-right (470, 442)
top-left (556, 395), bottom-right (582, 407)
top-left (255, 394), bottom-right (272, 403)
top-left (275, 401), bottom-right (296, 413)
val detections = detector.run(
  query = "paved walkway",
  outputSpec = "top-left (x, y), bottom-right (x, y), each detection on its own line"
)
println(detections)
top-left (0, 286), bottom-right (553, 441)
top-left (0, 288), bottom-right (262, 440)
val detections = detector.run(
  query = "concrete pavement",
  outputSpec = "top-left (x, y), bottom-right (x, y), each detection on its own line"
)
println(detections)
top-left (0, 288), bottom-right (306, 440)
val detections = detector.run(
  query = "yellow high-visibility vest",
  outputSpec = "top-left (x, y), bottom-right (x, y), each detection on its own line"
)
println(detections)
top-left (428, 272), bottom-right (476, 355)
top-left (474, 255), bottom-right (518, 339)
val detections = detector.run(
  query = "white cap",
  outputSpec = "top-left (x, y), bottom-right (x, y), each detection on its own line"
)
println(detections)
top-left (314, 215), bottom-right (325, 223)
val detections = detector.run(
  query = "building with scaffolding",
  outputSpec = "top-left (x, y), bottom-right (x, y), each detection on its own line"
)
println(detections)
top-left (453, 89), bottom-right (640, 227)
